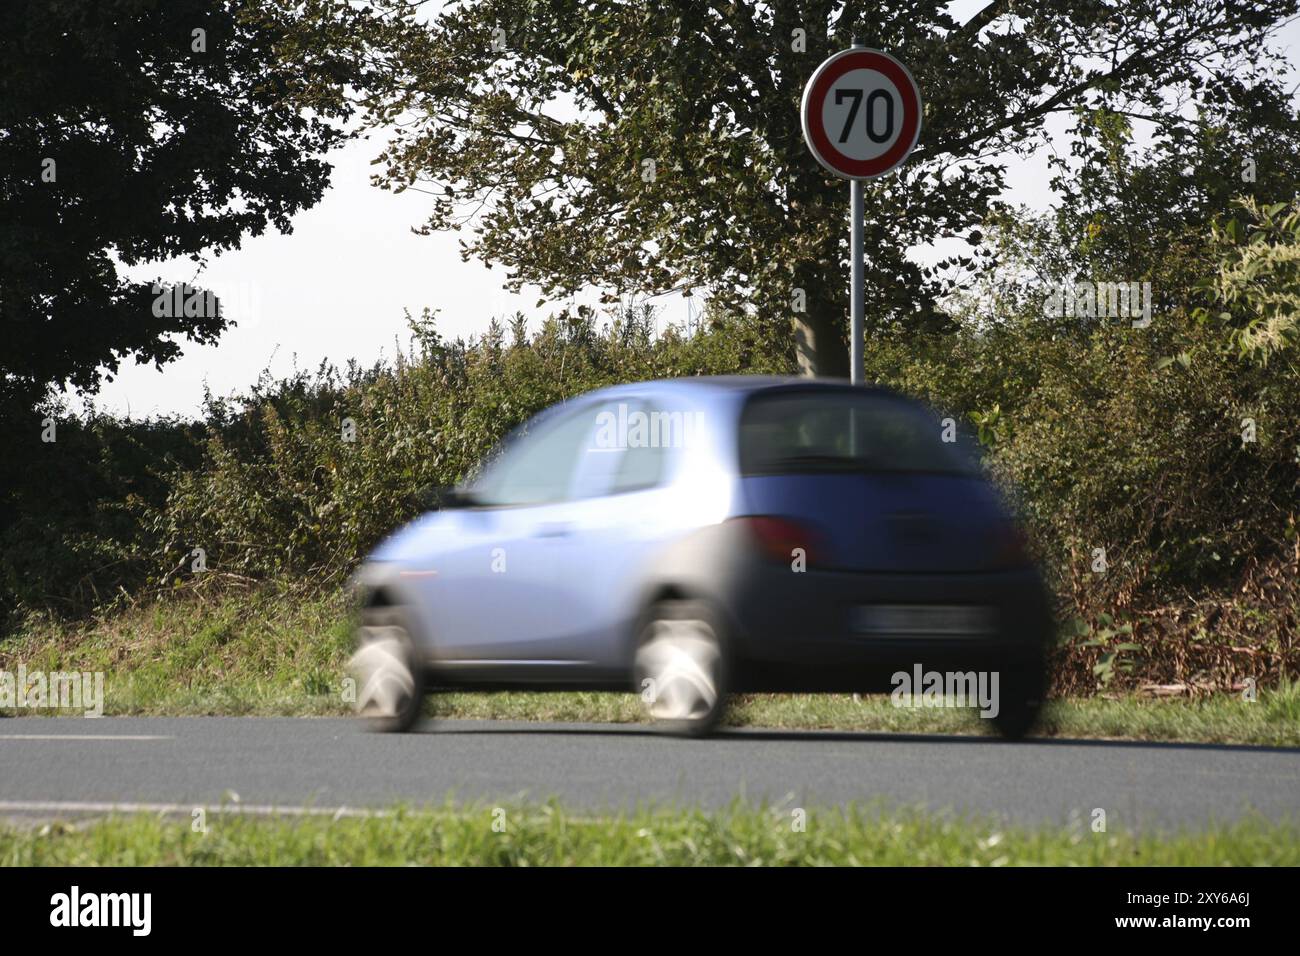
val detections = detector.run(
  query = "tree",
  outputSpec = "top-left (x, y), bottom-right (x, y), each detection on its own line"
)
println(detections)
top-left (0, 0), bottom-right (353, 406)
top-left (958, 64), bottom-right (1300, 342)
top-left (1046, 63), bottom-right (1300, 318)
top-left (284, 0), bottom-right (1299, 377)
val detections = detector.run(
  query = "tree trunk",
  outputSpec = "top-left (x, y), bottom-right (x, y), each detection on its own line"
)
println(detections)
top-left (792, 292), bottom-right (849, 379)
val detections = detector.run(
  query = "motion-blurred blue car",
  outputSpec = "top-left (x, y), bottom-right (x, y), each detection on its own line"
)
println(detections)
top-left (349, 377), bottom-right (1052, 737)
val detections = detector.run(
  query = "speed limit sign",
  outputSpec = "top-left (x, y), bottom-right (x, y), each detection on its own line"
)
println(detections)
top-left (801, 45), bottom-right (922, 180)
top-left (801, 43), bottom-right (922, 386)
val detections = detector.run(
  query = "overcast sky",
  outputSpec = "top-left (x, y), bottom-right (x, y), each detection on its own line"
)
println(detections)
top-left (82, 1), bottom-right (1300, 419)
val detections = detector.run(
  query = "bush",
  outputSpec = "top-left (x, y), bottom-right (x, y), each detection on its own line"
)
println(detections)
top-left (0, 395), bottom-right (202, 629)
top-left (860, 201), bottom-right (1300, 692)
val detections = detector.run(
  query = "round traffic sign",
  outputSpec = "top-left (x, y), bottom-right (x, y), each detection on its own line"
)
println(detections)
top-left (801, 47), bottom-right (922, 180)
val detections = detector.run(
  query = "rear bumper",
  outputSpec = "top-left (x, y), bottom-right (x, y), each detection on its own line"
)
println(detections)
top-left (721, 562), bottom-right (1053, 692)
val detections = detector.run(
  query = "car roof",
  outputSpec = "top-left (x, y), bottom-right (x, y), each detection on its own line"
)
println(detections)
top-left (578, 375), bottom-right (904, 403)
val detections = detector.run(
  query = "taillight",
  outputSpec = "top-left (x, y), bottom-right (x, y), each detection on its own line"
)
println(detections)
top-left (736, 516), bottom-right (824, 566)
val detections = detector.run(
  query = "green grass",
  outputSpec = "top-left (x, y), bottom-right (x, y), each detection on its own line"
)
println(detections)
top-left (4, 584), bottom-right (1298, 746)
top-left (1, 583), bottom-right (355, 717)
top-left (2, 801), bottom-right (1295, 866)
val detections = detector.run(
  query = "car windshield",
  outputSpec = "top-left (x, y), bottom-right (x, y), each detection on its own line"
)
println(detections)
top-left (466, 403), bottom-right (597, 506)
top-left (740, 390), bottom-right (976, 475)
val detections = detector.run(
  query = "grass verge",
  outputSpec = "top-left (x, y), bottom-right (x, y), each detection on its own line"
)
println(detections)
top-left (4, 584), bottom-right (1298, 746)
top-left (2, 801), bottom-right (1296, 866)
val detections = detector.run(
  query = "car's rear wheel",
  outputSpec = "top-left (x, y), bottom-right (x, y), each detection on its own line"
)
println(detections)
top-left (349, 604), bottom-right (424, 733)
top-left (990, 654), bottom-right (1046, 741)
top-left (634, 599), bottom-right (729, 737)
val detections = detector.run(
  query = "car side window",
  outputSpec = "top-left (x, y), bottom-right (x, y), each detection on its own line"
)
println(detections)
top-left (610, 423), bottom-right (667, 494)
top-left (566, 399), bottom-right (672, 499)
top-left (471, 403), bottom-right (597, 506)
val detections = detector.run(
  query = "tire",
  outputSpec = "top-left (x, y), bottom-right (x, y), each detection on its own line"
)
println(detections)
top-left (348, 604), bottom-right (424, 733)
top-left (633, 599), bottom-right (729, 737)
top-left (990, 654), bottom-right (1046, 741)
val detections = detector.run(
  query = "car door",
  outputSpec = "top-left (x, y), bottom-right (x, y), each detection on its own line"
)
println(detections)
top-left (546, 397), bottom-right (686, 670)
top-left (419, 400), bottom-right (602, 671)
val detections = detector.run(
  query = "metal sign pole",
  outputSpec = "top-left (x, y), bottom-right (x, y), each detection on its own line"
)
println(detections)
top-left (850, 177), bottom-right (864, 386)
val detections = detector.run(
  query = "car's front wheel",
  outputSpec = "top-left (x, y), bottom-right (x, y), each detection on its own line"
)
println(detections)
top-left (348, 604), bottom-right (424, 733)
top-left (634, 599), bottom-right (729, 737)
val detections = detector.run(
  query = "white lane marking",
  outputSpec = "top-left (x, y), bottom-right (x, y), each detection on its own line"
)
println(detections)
top-left (0, 801), bottom-right (627, 825)
top-left (0, 806), bottom-right (382, 816)
top-left (0, 800), bottom-right (383, 818)
top-left (0, 735), bottom-right (173, 741)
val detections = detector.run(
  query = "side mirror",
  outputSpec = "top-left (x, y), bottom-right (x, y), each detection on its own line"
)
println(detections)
top-left (416, 484), bottom-right (476, 511)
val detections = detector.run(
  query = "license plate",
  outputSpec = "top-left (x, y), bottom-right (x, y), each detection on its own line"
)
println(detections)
top-left (852, 604), bottom-right (998, 636)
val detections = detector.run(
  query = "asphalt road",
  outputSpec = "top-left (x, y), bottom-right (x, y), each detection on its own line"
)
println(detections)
top-left (1, 717), bottom-right (1297, 828)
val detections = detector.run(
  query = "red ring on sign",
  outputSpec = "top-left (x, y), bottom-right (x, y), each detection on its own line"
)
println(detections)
top-left (806, 50), bottom-right (921, 179)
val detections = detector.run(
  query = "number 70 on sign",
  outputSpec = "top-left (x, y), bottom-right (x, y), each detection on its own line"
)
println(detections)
top-left (801, 46), bottom-right (923, 181)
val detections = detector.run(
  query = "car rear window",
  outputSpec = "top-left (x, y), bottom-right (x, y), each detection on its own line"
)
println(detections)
top-left (739, 390), bottom-right (976, 475)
